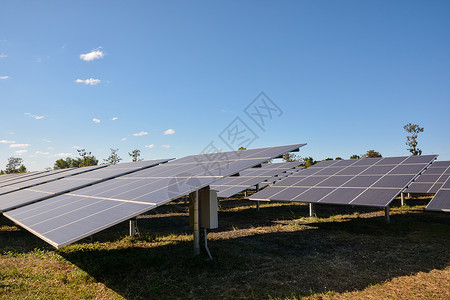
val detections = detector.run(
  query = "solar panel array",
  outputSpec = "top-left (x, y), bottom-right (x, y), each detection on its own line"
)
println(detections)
top-left (4, 144), bottom-right (305, 248)
top-left (211, 162), bottom-right (301, 198)
top-left (249, 155), bottom-right (437, 207)
top-left (426, 177), bottom-right (450, 212)
top-left (0, 166), bottom-right (106, 196)
top-left (0, 159), bottom-right (173, 212)
top-left (404, 161), bottom-right (450, 194)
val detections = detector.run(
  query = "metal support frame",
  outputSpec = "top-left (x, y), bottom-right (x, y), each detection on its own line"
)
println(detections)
top-left (400, 193), bottom-right (405, 206)
top-left (309, 203), bottom-right (316, 217)
top-left (385, 206), bottom-right (390, 224)
top-left (203, 228), bottom-right (213, 260)
top-left (129, 217), bottom-right (139, 237)
top-left (191, 190), bottom-right (200, 256)
top-left (255, 183), bottom-right (260, 211)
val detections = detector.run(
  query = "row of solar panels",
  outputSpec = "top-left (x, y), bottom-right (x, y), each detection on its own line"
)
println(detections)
top-left (249, 155), bottom-right (449, 212)
top-left (0, 144), bottom-right (306, 248)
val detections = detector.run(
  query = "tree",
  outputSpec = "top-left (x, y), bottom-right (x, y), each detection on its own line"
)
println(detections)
top-left (303, 156), bottom-right (316, 168)
top-left (5, 157), bottom-right (24, 174)
top-left (363, 150), bottom-right (382, 158)
top-left (77, 149), bottom-right (98, 167)
top-left (129, 149), bottom-right (143, 162)
top-left (404, 123), bottom-right (424, 156)
top-left (350, 154), bottom-right (360, 159)
top-left (324, 158), bottom-right (333, 161)
top-left (0, 170), bottom-right (4, 175)
top-left (238, 147), bottom-right (247, 150)
top-left (335, 157), bottom-right (343, 160)
top-left (104, 148), bottom-right (122, 165)
top-left (18, 164), bottom-right (27, 173)
top-left (282, 152), bottom-right (300, 162)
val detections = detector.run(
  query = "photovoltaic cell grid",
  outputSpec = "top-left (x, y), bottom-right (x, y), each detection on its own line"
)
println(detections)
top-left (426, 170), bottom-right (450, 212)
top-left (0, 166), bottom-right (107, 197)
top-left (0, 171), bottom-right (48, 185)
top-left (404, 161), bottom-right (450, 194)
top-left (0, 159), bottom-right (173, 212)
top-left (0, 169), bottom-right (66, 189)
top-left (249, 155), bottom-right (437, 207)
top-left (211, 162), bottom-right (302, 198)
top-left (5, 144), bottom-right (305, 248)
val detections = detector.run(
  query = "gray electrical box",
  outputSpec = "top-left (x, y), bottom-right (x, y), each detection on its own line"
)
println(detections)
top-left (199, 189), bottom-right (218, 229)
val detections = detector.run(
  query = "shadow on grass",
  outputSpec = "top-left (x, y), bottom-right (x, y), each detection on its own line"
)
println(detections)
top-left (56, 209), bottom-right (450, 299)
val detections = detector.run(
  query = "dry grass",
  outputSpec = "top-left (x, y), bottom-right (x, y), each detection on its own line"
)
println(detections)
top-left (1, 194), bottom-right (449, 299)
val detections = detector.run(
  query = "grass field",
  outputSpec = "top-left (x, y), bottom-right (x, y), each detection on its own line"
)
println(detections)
top-left (1, 194), bottom-right (449, 299)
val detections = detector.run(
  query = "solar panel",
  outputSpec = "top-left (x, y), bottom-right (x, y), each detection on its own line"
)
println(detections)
top-left (211, 162), bottom-right (302, 198)
top-left (426, 175), bottom-right (450, 212)
top-left (0, 171), bottom-right (48, 185)
top-left (0, 166), bottom-right (106, 196)
top-left (0, 159), bottom-right (173, 212)
top-left (0, 169), bottom-right (66, 188)
top-left (4, 144), bottom-right (306, 248)
top-left (249, 155), bottom-right (437, 207)
top-left (404, 161), bottom-right (450, 194)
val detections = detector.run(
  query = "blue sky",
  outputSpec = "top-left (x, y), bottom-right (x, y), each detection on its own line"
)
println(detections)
top-left (1, 0), bottom-right (449, 171)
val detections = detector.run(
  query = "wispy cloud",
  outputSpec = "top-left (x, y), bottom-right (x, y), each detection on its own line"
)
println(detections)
top-left (32, 151), bottom-right (50, 157)
top-left (92, 118), bottom-right (101, 124)
top-left (75, 78), bottom-right (101, 85)
top-left (24, 112), bottom-right (44, 120)
top-left (72, 146), bottom-right (83, 149)
top-left (15, 149), bottom-right (28, 155)
top-left (48, 147), bottom-right (54, 150)
top-left (133, 131), bottom-right (148, 137)
top-left (161, 144), bottom-right (171, 148)
top-left (55, 153), bottom-right (73, 157)
top-left (10, 144), bottom-right (30, 148)
top-left (42, 138), bottom-right (51, 143)
top-left (0, 76), bottom-right (9, 80)
top-left (111, 117), bottom-right (118, 121)
top-left (164, 129), bottom-right (175, 135)
top-left (0, 139), bottom-right (15, 144)
top-left (0, 53), bottom-right (7, 58)
top-left (145, 144), bottom-right (154, 148)
top-left (80, 48), bottom-right (104, 61)
top-left (121, 138), bottom-right (127, 141)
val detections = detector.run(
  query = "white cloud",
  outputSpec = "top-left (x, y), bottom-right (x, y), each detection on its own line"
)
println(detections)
top-left (161, 144), bottom-right (171, 148)
top-left (72, 146), bottom-right (83, 149)
top-left (80, 48), bottom-right (104, 61)
top-left (10, 144), bottom-right (30, 148)
top-left (92, 118), bottom-right (101, 124)
top-left (145, 144), bottom-right (155, 148)
top-left (133, 131), bottom-right (148, 137)
top-left (0, 76), bottom-right (9, 80)
top-left (42, 138), bottom-right (51, 143)
top-left (164, 128), bottom-right (175, 135)
top-left (55, 153), bottom-right (73, 157)
top-left (35, 151), bottom-right (50, 155)
top-left (75, 78), bottom-right (101, 85)
top-left (48, 147), bottom-right (54, 150)
top-left (24, 112), bottom-right (44, 120)
top-left (121, 138), bottom-right (127, 141)
top-left (0, 139), bottom-right (15, 144)
top-left (15, 149), bottom-right (28, 155)
top-left (0, 53), bottom-right (7, 58)
top-left (111, 117), bottom-right (118, 121)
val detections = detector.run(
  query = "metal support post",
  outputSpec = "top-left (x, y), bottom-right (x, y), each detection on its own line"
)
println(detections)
top-left (408, 193), bottom-right (411, 198)
top-left (309, 203), bottom-right (316, 217)
top-left (203, 228), bottom-right (213, 260)
top-left (385, 206), bottom-right (390, 224)
top-left (255, 183), bottom-right (260, 211)
top-left (184, 195), bottom-right (187, 205)
top-left (400, 193), bottom-right (405, 206)
top-left (191, 190), bottom-right (200, 256)
top-left (129, 217), bottom-right (139, 237)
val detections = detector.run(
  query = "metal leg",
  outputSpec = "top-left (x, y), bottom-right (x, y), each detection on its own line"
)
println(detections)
top-left (129, 218), bottom-right (139, 237)
top-left (255, 184), bottom-right (260, 211)
top-left (408, 193), bottom-right (411, 198)
top-left (192, 190), bottom-right (200, 256)
top-left (401, 193), bottom-right (405, 206)
top-left (385, 206), bottom-right (390, 224)
top-left (309, 203), bottom-right (316, 217)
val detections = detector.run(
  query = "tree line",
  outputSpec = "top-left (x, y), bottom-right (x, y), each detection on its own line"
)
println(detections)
top-left (0, 123), bottom-right (425, 174)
